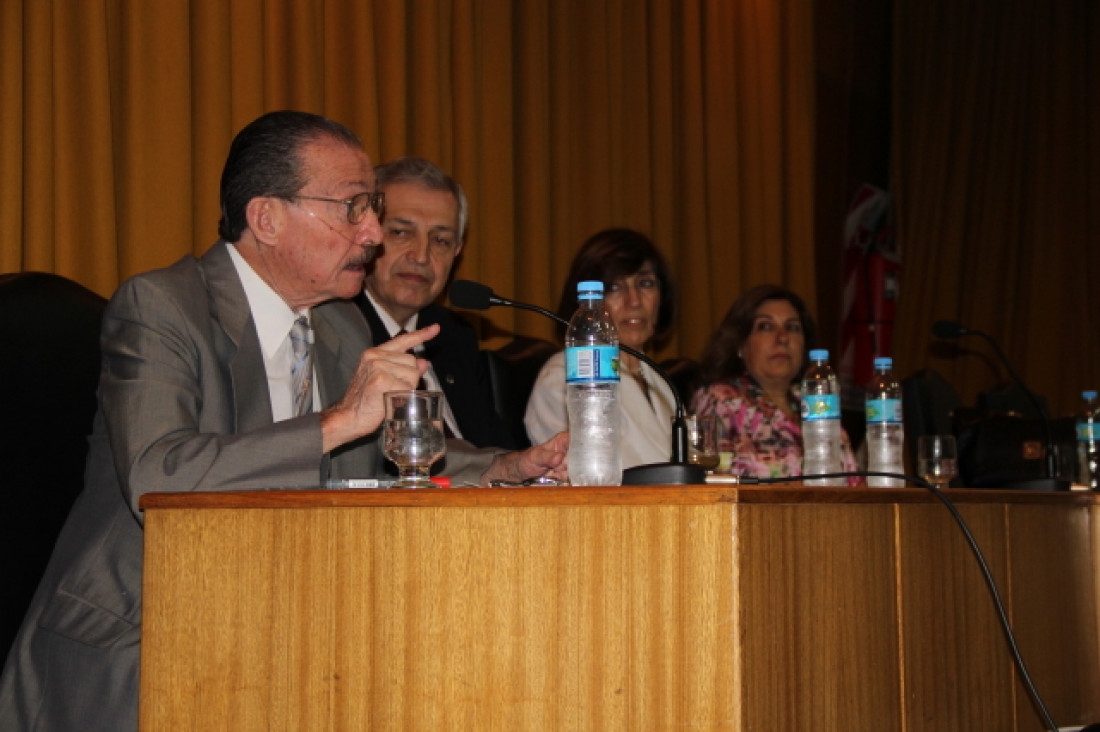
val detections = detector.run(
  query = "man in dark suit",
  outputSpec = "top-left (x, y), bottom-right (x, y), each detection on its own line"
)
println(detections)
top-left (0, 112), bottom-right (567, 731)
top-left (356, 157), bottom-right (520, 448)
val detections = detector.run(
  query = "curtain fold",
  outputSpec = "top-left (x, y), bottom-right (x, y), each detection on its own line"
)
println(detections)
top-left (2, 0), bottom-right (816, 363)
top-left (892, 0), bottom-right (1099, 417)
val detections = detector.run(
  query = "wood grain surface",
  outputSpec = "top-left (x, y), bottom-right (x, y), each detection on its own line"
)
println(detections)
top-left (139, 486), bottom-right (1099, 730)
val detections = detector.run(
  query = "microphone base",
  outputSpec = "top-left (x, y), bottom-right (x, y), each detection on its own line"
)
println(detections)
top-left (622, 462), bottom-right (706, 486)
top-left (998, 477), bottom-right (1072, 492)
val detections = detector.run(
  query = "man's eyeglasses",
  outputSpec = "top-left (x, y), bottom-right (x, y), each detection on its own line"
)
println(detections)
top-left (292, 191), bottom-right (385, 225)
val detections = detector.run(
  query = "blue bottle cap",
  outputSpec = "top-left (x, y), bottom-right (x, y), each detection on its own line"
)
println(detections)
top-left (1084, 390), bottom-right (1098, 400)
top-left (874, 357), bottom-right (892, 369)
top-left (809, 349), bottom-right (829, 361)
top-left (577, 280), bottom-right (604, 295)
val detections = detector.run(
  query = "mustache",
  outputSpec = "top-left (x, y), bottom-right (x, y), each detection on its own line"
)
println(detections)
top-left (349, 245), bottom-right (379, 267)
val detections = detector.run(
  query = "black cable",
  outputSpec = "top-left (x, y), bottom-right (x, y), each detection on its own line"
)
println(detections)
top-left (738, 470), bottom-right (1059, 732)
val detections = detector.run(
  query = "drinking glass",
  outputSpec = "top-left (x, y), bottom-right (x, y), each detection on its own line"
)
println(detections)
top-left (917, 434), bottom-right (958, 488)
top-left (383, 390), bottom-right (447, 488)
top-left (686, 414), bottom-right (720, 472)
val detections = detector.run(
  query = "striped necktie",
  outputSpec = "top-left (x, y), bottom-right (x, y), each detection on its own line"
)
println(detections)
top-left (290, 316), bottom-right (314, 416)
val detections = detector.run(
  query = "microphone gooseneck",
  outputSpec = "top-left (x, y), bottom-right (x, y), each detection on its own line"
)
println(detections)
top-left (450, 279), bottom-right (704, 485)
top-left (931, 320), bottom-right (1065, 489)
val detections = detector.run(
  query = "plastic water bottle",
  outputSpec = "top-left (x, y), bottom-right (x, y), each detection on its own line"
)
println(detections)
top-left (865, 357), bottom-right (905, 487)
top-left (801, 349), bottom-right (842, 486)
top-left (565, 281), bottom-right (622, 485)
top-left (1076, 390), bottom-right (1099, 490)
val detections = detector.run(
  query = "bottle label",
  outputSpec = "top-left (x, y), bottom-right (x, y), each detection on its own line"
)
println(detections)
top-left (866, 398), bottom-right (903, 424)
top-left (565, 346), bottom-right (620, 383)
top-left (1078, 423), bottom-right (1097, 441)
top-left (801, 394), bottom-right (840, 421)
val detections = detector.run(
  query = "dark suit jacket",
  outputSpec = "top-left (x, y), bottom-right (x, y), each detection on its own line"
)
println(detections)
top-left (355, 294), bottom-right (519, 449)
top-left (0, 242), bottom-right (494, 731)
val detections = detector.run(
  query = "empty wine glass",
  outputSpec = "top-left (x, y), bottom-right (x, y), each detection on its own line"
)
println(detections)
top-left (917, 434), bottom-right (958, 488)
top-left (383, 390), bottom-right (446, 488)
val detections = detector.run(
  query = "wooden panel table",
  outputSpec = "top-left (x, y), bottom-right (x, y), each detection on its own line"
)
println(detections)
top-left (139, 485), bottom-right (1100, 730)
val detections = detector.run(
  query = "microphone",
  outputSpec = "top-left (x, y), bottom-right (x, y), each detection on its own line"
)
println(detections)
top-left (450, 279), bottom-right (705, 485)
top-left (932, 319), bottom-right (1068, 491)
top-left (931, 319), bottom-right (967, 340)
top-left (450, 279), bottom-right (512, 310)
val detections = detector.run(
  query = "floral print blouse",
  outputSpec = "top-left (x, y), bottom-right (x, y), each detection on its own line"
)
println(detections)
top-left (690, 375), bottom-right (862, 485)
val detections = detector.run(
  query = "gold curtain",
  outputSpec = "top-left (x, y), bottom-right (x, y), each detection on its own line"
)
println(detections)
top-left (1, 0), bottom-right (816, 361)
top-left (891, 0), bottom-right (1100, 417)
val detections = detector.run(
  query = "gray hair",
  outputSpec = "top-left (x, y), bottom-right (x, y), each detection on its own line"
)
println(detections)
top-left (374, 156), bottom-right (468, 239)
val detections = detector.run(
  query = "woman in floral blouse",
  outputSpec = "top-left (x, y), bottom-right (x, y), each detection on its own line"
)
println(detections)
top-left (690, 285), bottom-right (860, 483)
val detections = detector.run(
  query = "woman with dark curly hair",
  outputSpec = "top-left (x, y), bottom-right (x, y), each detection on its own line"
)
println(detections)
top-left (525, 228), bottom-right (678, 469)
top-left (691, 284), bottom-right (860, 483)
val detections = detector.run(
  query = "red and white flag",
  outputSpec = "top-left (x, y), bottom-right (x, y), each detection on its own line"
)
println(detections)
top-left (838, 184), bottom-right (901, 404)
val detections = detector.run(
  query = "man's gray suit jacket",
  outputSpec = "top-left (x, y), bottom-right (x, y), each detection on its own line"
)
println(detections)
top-left (0, 241), bottom-right (495, 731)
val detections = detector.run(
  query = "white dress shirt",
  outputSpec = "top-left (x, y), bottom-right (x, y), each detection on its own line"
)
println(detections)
top-left (227, 243), bottom-right (318, 421)
top-left (362, 288), bottom-right (463, 438)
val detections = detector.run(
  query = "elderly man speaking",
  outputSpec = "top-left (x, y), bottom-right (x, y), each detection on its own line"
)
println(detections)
top-left (0, 110), bottom-right (568, 731)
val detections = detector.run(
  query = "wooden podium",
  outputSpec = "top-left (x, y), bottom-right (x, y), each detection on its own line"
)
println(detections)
top-left (139, 485), bottom-right (1099, 730)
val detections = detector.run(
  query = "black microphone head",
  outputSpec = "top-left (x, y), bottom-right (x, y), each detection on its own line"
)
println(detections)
top-left (932, 319), bottom-right (967, 340)
top-left (449, 280), bottom-right (494, 310)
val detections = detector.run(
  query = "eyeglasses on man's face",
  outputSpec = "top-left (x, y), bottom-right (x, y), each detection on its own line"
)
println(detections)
top-left (292, 191), bottom-right (385, 225)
